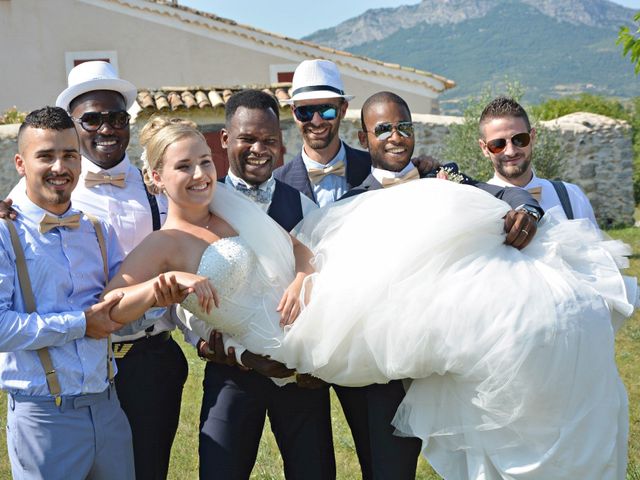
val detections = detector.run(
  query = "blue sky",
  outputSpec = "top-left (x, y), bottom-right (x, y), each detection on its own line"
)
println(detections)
top-left (180, 0), bottom-right (640, 39)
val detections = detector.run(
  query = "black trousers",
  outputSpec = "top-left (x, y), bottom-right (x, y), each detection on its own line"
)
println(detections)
top-left (114, 334), bottom-right (188, 480)
top-left (199, 363), bottom-right (335, 480)
top-left (366, 381), bottom-right (421, 480)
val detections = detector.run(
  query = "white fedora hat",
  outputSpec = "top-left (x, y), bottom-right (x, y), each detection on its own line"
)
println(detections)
top-left (56, 61), bottom-right (138, 111)
top-left (285, 59), bottom-right (354, 104)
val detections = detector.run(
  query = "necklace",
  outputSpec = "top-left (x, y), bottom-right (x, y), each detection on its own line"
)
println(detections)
top-left (198, 212), bottom-right (212, 230)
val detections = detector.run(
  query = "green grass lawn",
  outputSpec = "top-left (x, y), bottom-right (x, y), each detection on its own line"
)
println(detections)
top-left (0, 226), bottom-right (639, 479)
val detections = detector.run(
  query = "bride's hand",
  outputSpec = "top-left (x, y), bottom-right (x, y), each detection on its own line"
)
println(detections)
top-left (277, 273), bottom-right (306, 327)
top-left (169, 271), bottom-right (220, 314)
top-left (153, 273), bottom-right (190, 307)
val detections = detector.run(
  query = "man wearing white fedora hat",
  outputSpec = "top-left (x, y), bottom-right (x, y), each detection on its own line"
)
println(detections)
top-left (274, 59), bottom-right (372, 208)
top-left (6, 61), bottom-right (188, 480)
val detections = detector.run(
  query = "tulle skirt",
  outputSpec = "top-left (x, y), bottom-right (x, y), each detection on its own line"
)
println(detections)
top-left (278, 178), bottom-right (634, 480)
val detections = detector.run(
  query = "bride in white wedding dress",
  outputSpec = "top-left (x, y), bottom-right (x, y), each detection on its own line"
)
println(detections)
top-left (104, 119), bottom-right (635, 480)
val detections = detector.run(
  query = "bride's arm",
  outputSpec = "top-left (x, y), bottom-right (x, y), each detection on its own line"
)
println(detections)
top-left (277, 235), bottom-right (315, 326)
top-left (102, 235), bottom-right (218, 324)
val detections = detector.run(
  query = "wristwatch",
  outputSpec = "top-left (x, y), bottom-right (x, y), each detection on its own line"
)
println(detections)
top-left (515, 204), bottom-right (542, 222)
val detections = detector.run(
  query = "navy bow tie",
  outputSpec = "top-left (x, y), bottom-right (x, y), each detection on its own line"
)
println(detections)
top-left (234, 183), bottom-right (271, 204)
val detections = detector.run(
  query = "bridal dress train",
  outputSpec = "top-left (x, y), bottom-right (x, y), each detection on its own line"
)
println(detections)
top-left (178, 180), bottom-right (636, 480)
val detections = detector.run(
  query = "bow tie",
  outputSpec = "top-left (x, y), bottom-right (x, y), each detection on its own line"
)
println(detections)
top-left (85, 171), bottom-right (126, 188)
top-left (527, 186), bottom-right (542, 202)
top-left (380, 167), bottom-right (420, 188)
top-left (39, 213), bottom-right (82, 234)
top-left (307, 160), bottom-right (346, 184)
top-left (234, 183), bottom-right (272, 204)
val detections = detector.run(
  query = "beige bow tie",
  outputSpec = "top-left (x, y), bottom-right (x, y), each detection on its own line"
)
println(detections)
top-left (380, 167), bottom-right (420, 188)
top-left (39, 213), bottom-right (82, 234)
top-left (307, 161), bottom-right (346, 184)
top-left (85, 171), bottom-right (126, 188)
top-left (527, 186), bottom-right (542, 202)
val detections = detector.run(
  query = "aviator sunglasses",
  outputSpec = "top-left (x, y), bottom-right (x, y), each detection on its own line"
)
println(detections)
top-left (485, 132), bottom-right (531, 154)
top-left (293, 104), bottom-right (339, 122)
top-left (367, 121), bottom-right (414, 141)
top-left (72, 110), bottom-right (131, 132)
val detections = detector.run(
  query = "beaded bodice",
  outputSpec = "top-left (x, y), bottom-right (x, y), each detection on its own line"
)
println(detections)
top-left (180, 236), bottom-right (257, 336)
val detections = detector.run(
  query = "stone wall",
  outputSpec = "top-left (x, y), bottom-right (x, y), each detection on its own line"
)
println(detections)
top-left (0, 111), bottom-right (634, 227)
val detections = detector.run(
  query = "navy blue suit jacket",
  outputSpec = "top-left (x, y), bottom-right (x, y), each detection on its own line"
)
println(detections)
top-left (273, 142), bottom-right (371, 203)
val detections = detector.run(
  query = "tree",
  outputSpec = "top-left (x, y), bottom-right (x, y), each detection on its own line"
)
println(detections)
top-left (441, 82), bottom-right (564, 182)
top-left (617, 12), bottom-right (640, 75)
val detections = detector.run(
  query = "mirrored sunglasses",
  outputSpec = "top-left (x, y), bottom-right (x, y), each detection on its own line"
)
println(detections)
top-left (73, 110), bottom-right (131, 132)
top-left (370, 121), bottom-right (414, 141)
top-left (485, 132), bottom-right (531, 154)
top-left (293, 104), bottom-right (339, 122)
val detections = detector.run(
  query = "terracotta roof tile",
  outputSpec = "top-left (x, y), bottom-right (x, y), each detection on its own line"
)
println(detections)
top-left (136, 84), bottom-right (291, 113)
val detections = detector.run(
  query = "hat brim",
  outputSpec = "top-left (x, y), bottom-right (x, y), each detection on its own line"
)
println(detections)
top-left (56, 78), bottom-right (138, 112)
top-left (282, 90), bottom-right (355, 105)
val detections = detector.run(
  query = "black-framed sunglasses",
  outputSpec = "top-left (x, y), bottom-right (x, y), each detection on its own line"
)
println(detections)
top-left (485, 132), bottom-right (531, 154)
top-left (366, 121), bottom-right (414, 141)
top-left (293, 104), bottom-right (339, 122)
top-left (72, 110), bottom-right (131, 132)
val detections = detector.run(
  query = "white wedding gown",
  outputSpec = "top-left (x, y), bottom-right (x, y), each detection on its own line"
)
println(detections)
top-left (178, 180), bottom-right (635, 480)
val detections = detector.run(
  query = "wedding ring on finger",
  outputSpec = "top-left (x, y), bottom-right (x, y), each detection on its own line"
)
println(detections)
top-left (522, 229), bottom-right (529, 236)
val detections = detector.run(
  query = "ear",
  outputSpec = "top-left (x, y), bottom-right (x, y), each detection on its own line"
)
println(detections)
top-left (339, 101), bottom-right (349, 119)
top-left (358, 131), bottom-right (368, 149)
top-left (151, 170), bottom-right (164, 192)
top-left (478, 139), bottom-right (490, 159)
top-left (220, 129), bottom-right (229, 150)
top-left (14, 154), bottom-right (26, 177)
top-left (529, 127), bottom-right (536, 145)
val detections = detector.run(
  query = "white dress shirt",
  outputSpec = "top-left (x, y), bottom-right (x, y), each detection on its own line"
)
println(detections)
top-left (11, 154), bottom-right (171, 342)
top-left (488, 173), bottom-right (598, 228)
top-left (301, 142), bottom-right (348, 207)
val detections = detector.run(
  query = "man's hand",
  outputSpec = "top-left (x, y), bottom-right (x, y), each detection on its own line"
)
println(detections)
top-left (412, 155), bottom-right (440, 176)
top-left (295, 373), bottom-right (328, 390)
top-left (241, 351), bottom-right (296, 379)
top-left (503, 209), bottom-right (537, 249)
top-left (0, 198), bottom-right (17, 220)
top-left (85, 293), bottom-right (125, 338)
top-left (197, 330), bottom-right (245, 368)
top-left (153, 273), bottom-right (190, 307)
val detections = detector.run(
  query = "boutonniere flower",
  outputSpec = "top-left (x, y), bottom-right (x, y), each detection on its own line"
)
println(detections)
top-left (436, 166), bottom-right (465, 184)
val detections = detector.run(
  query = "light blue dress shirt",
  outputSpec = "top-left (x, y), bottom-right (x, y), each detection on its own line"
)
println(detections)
top-left (0, 191), bottom-right (124, 396)
top-left (301, 142), bottom-right (348, 207)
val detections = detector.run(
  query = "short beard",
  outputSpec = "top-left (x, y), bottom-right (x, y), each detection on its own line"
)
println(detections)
top-left (302, 121), bottom-right (340, 151)
top-left (495, 153), bottom-right (532, 180)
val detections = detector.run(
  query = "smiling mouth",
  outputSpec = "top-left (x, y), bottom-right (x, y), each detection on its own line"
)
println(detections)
top-left (46, 177), bottom-right (72, 187)
top-left (385, 147), bottom-right (406, 154)
top-left (246, 157), bottom-right (270, 166)
top-left (188, 182), bottom-right (209, 191)
top-left (95, 139), bottom-right (118, 147)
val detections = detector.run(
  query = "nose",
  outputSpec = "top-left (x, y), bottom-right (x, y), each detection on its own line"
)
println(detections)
top-left (388, 127), bottom-right (404, 142)
top-left (97, 120), bottom-right (114, 134)
top-left (310, 111), bottom-right (325, 126)
top-left (50, 157), bottom-right (65, 173)
top-left (503, 139), bottom-right (518, 156)
top-left (250, 140), bottom-right (267, 155)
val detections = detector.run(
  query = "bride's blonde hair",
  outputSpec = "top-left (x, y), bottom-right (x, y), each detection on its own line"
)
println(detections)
top-left (139, 116), bottom-right (209, 194)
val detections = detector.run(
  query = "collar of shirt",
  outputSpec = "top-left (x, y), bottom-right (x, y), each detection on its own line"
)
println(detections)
top-left (371, 162), bottom-right (418, 185)
top-left (12, 188), bottom-right (81, 230)
top-left (226, 170), bottom-right (275, 195)
top-left (301, 141), bottom-right (348, 207)
top-left (81, 153), bottom-right (130, 177)
top-left (488, 171), bottom-right (540, 189)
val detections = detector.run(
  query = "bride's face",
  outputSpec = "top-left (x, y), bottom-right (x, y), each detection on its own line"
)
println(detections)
top-left (153, 135), bottom-right (216, 207)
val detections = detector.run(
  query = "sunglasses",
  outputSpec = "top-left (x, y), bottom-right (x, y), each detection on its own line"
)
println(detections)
top-left (73, 110), bottom-right (131, 132)
top-left (293, 104), bottom-right (339, 122)
top-left (367, 121), bottom-right (414, 141)
top-left (485, 132), bottom-right (531, 154)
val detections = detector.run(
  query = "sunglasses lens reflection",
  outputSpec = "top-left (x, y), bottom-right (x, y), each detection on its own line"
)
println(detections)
top-left (374, 122), bottom-right (414, 140)
top-left (294, 105), bottom-right (338, 122)
top-left (486, 132), bottom-right (530, 154)
top-left (79, 111), bottom-right (130, 131)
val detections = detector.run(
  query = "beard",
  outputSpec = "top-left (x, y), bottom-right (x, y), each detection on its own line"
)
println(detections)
top-left (302, 120), bottom-right (340, 151)
top-left (494, 152), bottom-right (532, 180)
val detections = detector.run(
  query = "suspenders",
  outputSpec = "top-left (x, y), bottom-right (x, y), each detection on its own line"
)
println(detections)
top-left (138, 168), bottom-right (161, 232)
top-left (3, 215), bottom-right (112, 406)
top-left (549, 180), bottom-right (575, 220)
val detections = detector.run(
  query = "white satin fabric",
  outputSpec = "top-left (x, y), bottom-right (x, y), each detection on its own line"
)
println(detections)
top-left (177, 180), bottom-right (634, 479)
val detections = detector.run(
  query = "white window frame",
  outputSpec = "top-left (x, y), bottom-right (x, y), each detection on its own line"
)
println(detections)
top-left (64, 50), bottom-right (119, 76)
